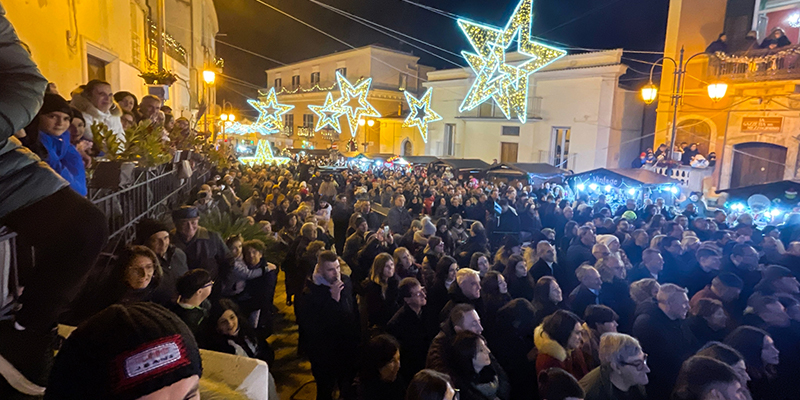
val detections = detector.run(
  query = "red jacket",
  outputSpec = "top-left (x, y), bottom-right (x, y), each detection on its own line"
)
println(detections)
top-left (533, 325), bottom-right (589, 380)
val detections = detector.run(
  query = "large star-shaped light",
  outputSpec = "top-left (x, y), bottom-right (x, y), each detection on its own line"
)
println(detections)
top-left (238, 139), bottom-right (290, 165)
top-left (332, 71), bottom-right (381, 137)
top-left (457, 0), bottom-right (566, 123)
top-left (247, 87), bottom-right (294, 134)
top-left (403, 88), bottom-right (442, 143)
top-left (308, 92), bottom-right (345, 133)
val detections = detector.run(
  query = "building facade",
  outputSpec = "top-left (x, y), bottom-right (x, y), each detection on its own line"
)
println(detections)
top-left (653, 0), bottom-right (800, 192)
top-left (263, 45), bottom-right (435, 154)
top-left (5, 0), bottom-right (219, 120)
top-left (424, 49), bottom-right (643, 172)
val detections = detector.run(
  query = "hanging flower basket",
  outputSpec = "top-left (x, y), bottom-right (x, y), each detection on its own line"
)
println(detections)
top-left (139, 70), bottom-right (179, 86)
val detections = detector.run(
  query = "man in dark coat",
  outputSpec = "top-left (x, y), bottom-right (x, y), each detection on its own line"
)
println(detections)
top-left (632, 284), bottom-right (698, 400)
top-left (627, 248), bottom-right (664, 283)
top-left (678, 247), bottom-right (722, 296)
top-left (425, 304), bottom-right (483, 377)
top-left (171, 206), bottom-right (232, 281)
top-left (297, 251), bottom-right (360, 400)
top-left (439, 269), bottom-right (484, 322)
top-left (137, 218), bottom-right (189, 306)
top-left (570, 265), bottom-right (602, 318)
top-left (387, 278), bottom-right (438, 384)
top-left (357, 200), bottom-right (383, 232)
top-left (387, 193), bottom-right (412, 235)
top-left (722, 244), bottom-right (762, 314)
top-left (497, 199), bottom-right (520, 234)
top-left (331, 194), bottom-right (352, 254)
top-left (529, 241), bottom-right (560, 283)
top-left (564, 226), bottom-right (596, 291)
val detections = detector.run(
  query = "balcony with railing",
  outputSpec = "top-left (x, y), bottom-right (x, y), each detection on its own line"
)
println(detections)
top-left (711, 46), bottom-right (800, 83)
top-left (272, 79), bottom-right (412, 96)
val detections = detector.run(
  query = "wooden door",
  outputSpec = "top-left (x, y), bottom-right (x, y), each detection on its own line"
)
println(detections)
top-left (501, 142), bottom-right (518, 163)
top-left (730, 142), bottom-right (786, 188)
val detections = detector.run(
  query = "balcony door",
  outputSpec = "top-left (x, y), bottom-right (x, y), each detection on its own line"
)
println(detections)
top-left (551, 127), bottom-right (571, 168)
top-left (500, 142), bottom-right (518, 163)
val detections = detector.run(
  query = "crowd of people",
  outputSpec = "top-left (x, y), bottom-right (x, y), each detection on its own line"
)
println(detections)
top-left (631, 142), bottom-right (716, 170)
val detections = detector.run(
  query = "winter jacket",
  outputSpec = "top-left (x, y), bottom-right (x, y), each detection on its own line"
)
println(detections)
top-left (439, 282), bottom-right (485, 322)
top-left (579, 364), bottom-right (647, 400)
top-left (388, 206), bottom-right (413, 235)
top-left (151, 245), bottom-right (189, 306)
top-left (298, 275), bottom-right (360, 368)
top-left (70, 91), bottom-right (125, 146)
top-left (359, 278), bottom-right (400, 331)
top-left (37, 131), bottom-right (87, 196)
top-left (387, 304), bottom-right (438, 383)
top-left (534, 325), bottom-right (589, 380)
top-left (0, 6), bottom-right (66, 219)
top-left (171, 227), bottom-right (232, 280)
top-left (491, 299), bottom-right (537, 400)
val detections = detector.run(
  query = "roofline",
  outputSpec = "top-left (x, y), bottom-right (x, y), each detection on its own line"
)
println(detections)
top-left (265, 45), bottom-right (425, 74)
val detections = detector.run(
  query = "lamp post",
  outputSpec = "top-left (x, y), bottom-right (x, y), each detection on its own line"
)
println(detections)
top-left (641, 46), bottom-right (728, 161)
top-left (359, 118), bottom-right (375, 153)
top-left (220, 113), bottom-right (235, 143)
top-left (202, 70), bottom-right (216, 140)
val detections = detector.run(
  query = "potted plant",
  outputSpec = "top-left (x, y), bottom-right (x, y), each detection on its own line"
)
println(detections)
top-left (139, 69), bottom-right (179, 86)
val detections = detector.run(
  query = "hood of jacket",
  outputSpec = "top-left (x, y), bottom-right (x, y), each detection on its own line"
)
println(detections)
top-left (413, 231), bottom-right (430, 246)
top-left (534, 325), bottom-right (567, 362)
top-left (70, 91), bottom-right (122, 118)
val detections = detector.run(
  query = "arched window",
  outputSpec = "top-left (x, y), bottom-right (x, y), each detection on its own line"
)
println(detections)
top-left (676, 119), bottom-right (711, 155)
top-left (402, 139), bottom-right (412, 156)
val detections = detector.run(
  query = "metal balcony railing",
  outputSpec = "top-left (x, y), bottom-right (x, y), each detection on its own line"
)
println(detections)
top-left (711, 46), bottom-right (800, 82)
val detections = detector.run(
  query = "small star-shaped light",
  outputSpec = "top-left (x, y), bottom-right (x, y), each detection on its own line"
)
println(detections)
top-left (403, 88), bottom-right (442, 143)
top-left (332, 71), bottom-right (381, 137)
top-left (238, 139), bottom-right (290, 165)
top-left (457, 0), bottom-right (566, 123)
top-left (308, 92), bottom-right (345, 133)
top-left (247, 87), bottom-right (295, 134)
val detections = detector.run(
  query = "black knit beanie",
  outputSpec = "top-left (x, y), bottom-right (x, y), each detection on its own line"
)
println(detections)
top-left (39, 93), bottom-right (73, 117)
top-left (136, 218), bottom-right (170, 245)
top-left (45, 302), bottom-right (202, 400)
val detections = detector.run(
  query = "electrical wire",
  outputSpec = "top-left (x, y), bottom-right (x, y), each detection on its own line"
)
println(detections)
top-left (217, 40), bottom-right (287, 65)
top-left (251, 0), bottom-right (354, 49)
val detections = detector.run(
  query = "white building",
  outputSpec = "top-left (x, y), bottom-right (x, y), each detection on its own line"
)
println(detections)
top-left (424, 49), bottom-right (644, 172)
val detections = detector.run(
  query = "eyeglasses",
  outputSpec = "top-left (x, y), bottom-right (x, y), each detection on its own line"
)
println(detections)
top-left (620, 353), bottom-right (648, 371)
top-left (202, 281), bottom-right (215, 289)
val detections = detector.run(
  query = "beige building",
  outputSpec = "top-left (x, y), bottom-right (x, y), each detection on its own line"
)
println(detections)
top-left (653, 0), bottom-right (800, 191)
top-left (263, 45), bottom-right (435, 154)
top-left (5, 0), bottom-right (219, 120)
top-left (424, 49), bottom-right (644, 172)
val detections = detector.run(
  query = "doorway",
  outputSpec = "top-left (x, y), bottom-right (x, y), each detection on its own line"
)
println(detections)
top-left (402, 139), bottom-right (412, 156)
top-left (551, 127), bottom-right (571, 168)
top-left (87, 54), bottom-right (107, 82)
top-left (500, 142), bottom-right (518, 163)
top-left (730, 142), bottom-right (787, 188)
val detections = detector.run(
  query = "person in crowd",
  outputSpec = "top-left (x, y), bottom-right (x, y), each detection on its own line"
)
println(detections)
top-left (724, 326), bottom-right (780, 400)
top-left (344, 216), bottom-right (369, 271)
top-left (449, 331), bottom-right (510, 400)
top-left (65, 245), bottom-right (163, 324)
top-left (532, 276), bottom-right (565, 326)
top-left (236, 239), bottom-right (278, 333)
top-left (597, 256), bottom-right (636, 330)
top-left (170, 268), bottom-right (213, 339)
top-left (629, 278), bottom-right (660, 318)
top-left (23, 93), bottom-right (87, 195)
top-left (628, 248), bottom-right (664, 283)
top-left (450, 213), bottom-right (469, 246)
top-left (457, 222), bottom-right (491, 266)
top-left (441, 267), bottom-right (484, 321)
top-left (67, 108), bottom-right (93, 168)
top-left (356, 334), bottom-right (405, 400)
top-left (722, 244), bottom-right (761, 312)
top-left (360, 252), bottom-right (400, 331)
top-left (671, 356), bottom-right (747, 400)
top-left (632, 283), bottom-right (698, 400)
top-left (687, 298), bottom-right (729, 344)
top-left (566, 227), bottom-right (596, 290)
top-left (405, 369), bottom-right (457, 400)
top-left (388, 278), bottom-right (438, 384)
top-left (297, 250), bottom-right (360, 400)
top-left (534, 309), bottom-right (589, 380)
top-left (695, 342), bottom-right (752, 399)
top-left (136, 218), bottom-right (189, 306)
top-left (578, 333), bottom-right (648, 400)
top-left (428, 256), bottom-right (459, 317)
top-left (113, 91), bottom-right (139, 118)
top-left (0, 15), bottom-right (109, 393)
top-left (680, 246), bottom-right (722, 296)
top-left (70, 79), bottom-right (125, 144)
top-left (570, 265), bottom-right (603, 318)
top-left (394, 247), bottom-right (420, 279)
top-left (760, 27), bottom-right (792, 49)
top-left (504, 254), bottom-right (536, 301)
top-left (426, 304), bottom-right (484, 376)
top-left (46, 302), bottom-right (203, 399)
top-left (137, 94), bottom-right (163, 123)
top-left (491, 298), bottom-right (537, 399)
top-left (529, 240), bottom-right (561, 282)
top-left (539, 367), bottom-right (586, 400)
top-left (691, 273), bottom-right (744, 330)
top-left (388, 193), bottom-right (413, 235)
top-left (481, 271), bottom-right (511, 333)
top-left (469, 251), bottom-right (492, 278)
top-left (752, 265), bottom-right (799, 297)
top-left (580, 305), bottom-right (619, 371)
top-left (170, 205), bottom-right (232, 281)
top-left (206, 298), bottom-right (273, 364)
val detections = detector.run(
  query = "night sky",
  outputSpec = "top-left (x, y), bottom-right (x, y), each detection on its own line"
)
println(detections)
top-left (212, 0), bottom-right (671, 115)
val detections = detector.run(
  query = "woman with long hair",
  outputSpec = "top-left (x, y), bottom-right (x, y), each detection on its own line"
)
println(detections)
top-left (503, 254), bottom-right (535, 301)
top-left (449, 331), bottom-right (510, 400)
top-left (531, 276), bottom-right (564, 327)
top-left (724, 326), bottom-right (780, 400)
top-left (207, 298), bottom-right (273, 364)
top-left (480, 271), bottom-right (511, 337)
top-left (356, 335), bottom-right (406, 400)
top-left (456, 221), bottom-right (490, 267)
top-left (360, 253), bottom-right (400, 331)
top-left (405, 369), bottom-right (456, 400)
top-left (534, 310), bottom-right (588, 380)
top-left (469, 252), bottom-right (491, 278)
top-left (428, 256), bottom-right (458, 318)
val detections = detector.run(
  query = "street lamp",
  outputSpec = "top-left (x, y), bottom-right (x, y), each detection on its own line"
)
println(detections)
top-left (202, 70), bottom-right (216, 84)
top-left (202, 70), bottom-right (216, 139)
top-left (640, 46), bottom-right (728, 160)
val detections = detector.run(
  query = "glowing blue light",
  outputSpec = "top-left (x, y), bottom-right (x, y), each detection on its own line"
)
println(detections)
top-left (770, 209), bottom-right (782, 217)
top-left (628, 188), bottom-right (636, 195)
top-left (577, 183), bottom-right (585, 191)
top-left (375, 160), bottom-right (383, 166)
top-left (670, 187), bottom-right (679, 194)
top-left (731, 203), bottom-right (745, 211)
top-left (589, 183), bottom-right (598, 191)
top-left (604, 185), bottom-right (612, 192)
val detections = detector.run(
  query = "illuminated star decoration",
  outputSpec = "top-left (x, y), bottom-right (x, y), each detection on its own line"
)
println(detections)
top-left (238, 139), bottom-right (290, 165)
top-left (403, 88), bottom-right (442, 143)
top-left (332, 71), bottom-right (381, 137)
top-left (308, 92), bottom-right (345, 133)
top-left (458, 0), bottom-right (566, 123)
top-left (247, 87), bottom-right (294, 134)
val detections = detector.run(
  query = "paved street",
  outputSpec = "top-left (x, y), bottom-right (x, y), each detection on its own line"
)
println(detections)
top-left (270, 272), bottom-right (315, 400)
